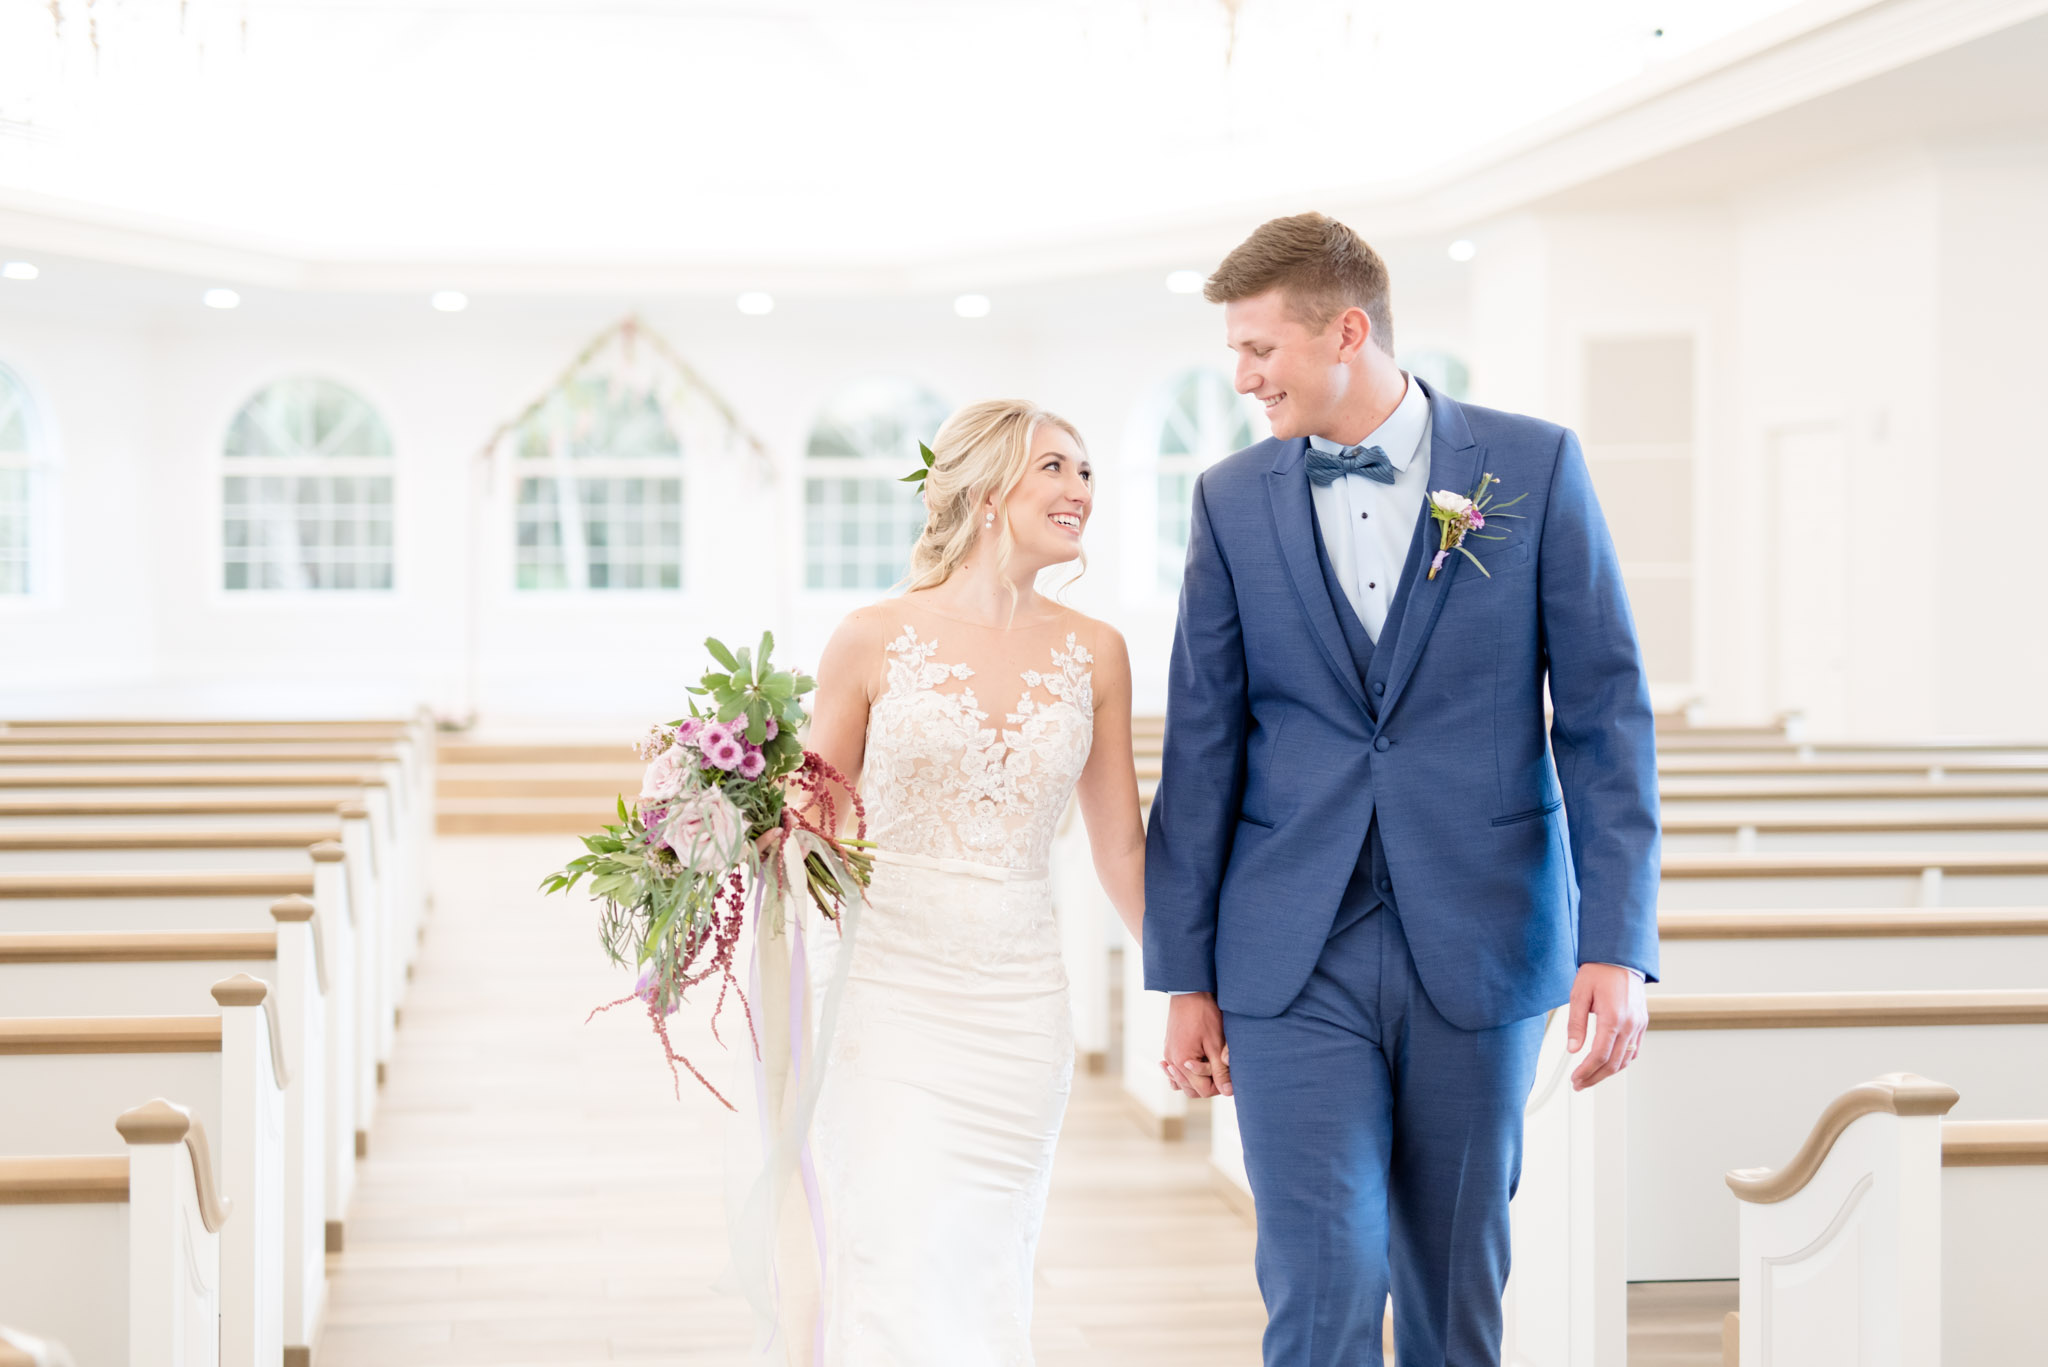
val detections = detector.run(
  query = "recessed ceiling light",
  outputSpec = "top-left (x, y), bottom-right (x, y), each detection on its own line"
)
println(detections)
top-left (431, 290), bottom-right (469, 313)
top-left (1166, 269), bottom-right (1204, 295)
top-left (203, 288), bottom-right (241, 309)
top-left (1, 261), bottom-right (38, 281)
top-left (954, 293), bottom-right (991, 319)
top-left (737, 291), bottom-right (774, 316)
top-left (1447, 239), bottom-right (1478, 263)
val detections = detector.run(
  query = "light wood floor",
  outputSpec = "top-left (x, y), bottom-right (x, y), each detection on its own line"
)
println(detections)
top-left (317, 835), bottom-right (1264, 1366)
top-left (319, 834), bottom-right (1723, 1366)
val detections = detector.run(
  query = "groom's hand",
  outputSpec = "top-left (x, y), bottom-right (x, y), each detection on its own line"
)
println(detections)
top-left (1164, 992), bottom-right (1231, 1098)
top-left (1567, 962), bottom-right (1648, 1091)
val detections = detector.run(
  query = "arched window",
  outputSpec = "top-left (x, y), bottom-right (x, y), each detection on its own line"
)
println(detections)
top-left (1155, 369), bottom-right (1260, 591)
top-left (513, 378), bottom-right (684, 591)
top-left (0, 365), bottom-right (41, 596)
top-left (222, 377), bottom-right (395, 591)
top-left (803, 379), bottom-right (949, 592)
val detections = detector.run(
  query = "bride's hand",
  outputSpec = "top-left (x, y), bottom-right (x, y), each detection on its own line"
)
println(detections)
top-left (1163, 992), bottom-right (1231, 1098)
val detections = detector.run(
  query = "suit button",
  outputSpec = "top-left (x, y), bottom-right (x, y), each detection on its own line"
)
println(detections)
top-left (1372, 681), bottom-right (1385, 696)
top-left (1379, 879), bottom-right (1394, 895)
top-left (1374, 736), bottom-right (1391, 753)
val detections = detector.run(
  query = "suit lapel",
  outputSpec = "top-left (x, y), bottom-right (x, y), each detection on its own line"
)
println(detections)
top-left (1377, 382), bottom-right (1485, 719)
top-left (1265, 439), bottom-right (1372, 715)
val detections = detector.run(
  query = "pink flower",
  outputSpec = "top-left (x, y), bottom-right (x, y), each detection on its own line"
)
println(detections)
top-left (737, 748), bottom-right (767, 780)
top-left (657, 787), bottom-right (743, 867)
top-left (1468, 510), bottom-right (1485, 529)
top-left (639, 746), bottom-right (690, 803)
top-left (674, 717), bottom-right (703, 745)
top-left (703, 732), bottom-right (744, 771)
top-left (762, 716), bottom-right (778, 742)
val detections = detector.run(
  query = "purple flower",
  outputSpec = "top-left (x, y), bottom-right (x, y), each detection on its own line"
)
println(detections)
top-left (1468, 510), bottom-right (1485, 530)
top-left (1431, 549), bottom-right (1449, 573)
top-left (737, 748), bottom-right (767, 780)
top-left (634, 968), bottom-right (679, 1016)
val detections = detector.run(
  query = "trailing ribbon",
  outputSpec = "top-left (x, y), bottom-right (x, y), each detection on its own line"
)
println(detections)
top-left (726, 830), bottom-right (866, 1364)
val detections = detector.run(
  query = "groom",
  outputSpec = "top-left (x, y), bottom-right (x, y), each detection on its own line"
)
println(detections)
top-left (1144, 212), bottom-right (1660, 1366)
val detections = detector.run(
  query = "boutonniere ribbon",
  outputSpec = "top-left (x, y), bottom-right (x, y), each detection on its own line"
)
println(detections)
top-left (1427, 473), bottom-right (1527, 580)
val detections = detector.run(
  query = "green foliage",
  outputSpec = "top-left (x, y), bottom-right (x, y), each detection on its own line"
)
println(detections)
top-left (899, 440), bottom-right (937, 487)
top-left (690, 630), bottom-right (815, 752)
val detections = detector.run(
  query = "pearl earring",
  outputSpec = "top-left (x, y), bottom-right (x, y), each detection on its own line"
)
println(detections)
top-left (985, 510), bottom-right (995, 527)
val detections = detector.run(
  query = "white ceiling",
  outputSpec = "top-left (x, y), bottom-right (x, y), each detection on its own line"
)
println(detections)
top-left (0, 0), bottom-right (1799, 271)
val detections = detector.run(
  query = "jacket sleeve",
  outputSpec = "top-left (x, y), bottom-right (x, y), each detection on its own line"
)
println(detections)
top-left (1143, 471), bottom-right (1250, 993)
top-left (1537, 429), bottom-right (1663, 981)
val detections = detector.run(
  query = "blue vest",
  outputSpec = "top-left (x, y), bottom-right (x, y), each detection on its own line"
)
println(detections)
top-left (1308, 492), bottom-right (1436, 912)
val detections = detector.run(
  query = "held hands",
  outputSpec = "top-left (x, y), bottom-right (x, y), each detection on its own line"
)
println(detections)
top-left (1567, 962), bottom-right (1648, 1091)
top-left (1161, 991), bottom-right (1231, 1098)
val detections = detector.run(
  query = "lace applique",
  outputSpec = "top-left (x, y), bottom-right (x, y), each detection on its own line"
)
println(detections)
top-left (859, 625), bottom-right (1094, 874)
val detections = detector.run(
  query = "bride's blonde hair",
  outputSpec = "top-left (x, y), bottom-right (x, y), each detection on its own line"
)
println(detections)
top-left (901, 399), bottom-right (1088, 595)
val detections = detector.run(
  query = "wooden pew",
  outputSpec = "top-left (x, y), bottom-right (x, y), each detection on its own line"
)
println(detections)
top-left (0, 988), bottom-right (287, 1367)
top-left (0, 908), bottom-right (331, 1348)
top-left (1727, 1074), bottom-right (2048, 1364)
top-left (0, 869), bottom-right (374, 1191)
top-left (1659, 851), bottom-right (2048, 909)
top-left (1662, 809), bottom-right (2048, 854)
top-left (1658, 908), bottom-right (2048, 994)
top-left (0, 1100), bottom-right (227, 1367)
top-left (1626, 989), bottom-right (2048, 1283)
top-left (0, 762), bottom-right (422, 963)
top-left (0, 798), bottom-right (400, 1031)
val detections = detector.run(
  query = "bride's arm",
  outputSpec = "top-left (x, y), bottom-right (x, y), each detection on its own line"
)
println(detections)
top-left (788, 610), bottom-right (878, 837)
top-left (1074, 625), bottom-right (1145, 941)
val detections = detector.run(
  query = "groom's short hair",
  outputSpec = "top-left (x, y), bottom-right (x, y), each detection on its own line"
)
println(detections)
top-left (1205, 212), bottom-right (1395, 354)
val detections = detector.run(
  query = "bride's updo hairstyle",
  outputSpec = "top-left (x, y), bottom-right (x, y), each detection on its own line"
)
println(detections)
top-left (901, 399), bottom-right (1087, 595)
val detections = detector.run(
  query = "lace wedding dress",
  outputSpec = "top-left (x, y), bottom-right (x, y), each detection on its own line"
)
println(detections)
top-left (805, 617), bottom-right (1094, 1365)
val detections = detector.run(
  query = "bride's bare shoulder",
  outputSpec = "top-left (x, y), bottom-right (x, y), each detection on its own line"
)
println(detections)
top-left (1051, 606), bottom-right (1129, 674)
top-left (817, 601), bottom-right (909, 689)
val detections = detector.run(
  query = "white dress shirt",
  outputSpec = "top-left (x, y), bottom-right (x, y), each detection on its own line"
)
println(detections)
top-left (1306, 372), bottom-right (1433, 642)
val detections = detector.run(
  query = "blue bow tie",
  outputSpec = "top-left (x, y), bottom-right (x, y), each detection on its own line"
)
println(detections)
top-left (1304, 442), bottom-right (1396, 487)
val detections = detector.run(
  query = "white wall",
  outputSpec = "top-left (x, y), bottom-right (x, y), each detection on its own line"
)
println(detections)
top-left (1457, 133), bottom-right (2048, 740)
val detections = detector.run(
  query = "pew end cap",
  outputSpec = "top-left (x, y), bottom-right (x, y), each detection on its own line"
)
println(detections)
top-left (1726, 1072), bottom-right (1960, 1204)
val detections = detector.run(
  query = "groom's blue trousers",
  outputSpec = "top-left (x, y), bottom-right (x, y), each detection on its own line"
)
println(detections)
top-left (1224, 846), bottom-right (1548, 1367)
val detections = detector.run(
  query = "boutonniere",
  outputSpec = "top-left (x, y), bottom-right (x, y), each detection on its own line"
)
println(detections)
top-left (1427, 474), bottom-right (1527, 580)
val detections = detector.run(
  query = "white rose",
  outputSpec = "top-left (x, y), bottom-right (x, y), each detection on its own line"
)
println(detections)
top-left (659, 788), bottom-right (745, 869)
top-left (639, 745), bottom-right (690, 803)
top-left (1430, 490), bottom-right (1476, 518)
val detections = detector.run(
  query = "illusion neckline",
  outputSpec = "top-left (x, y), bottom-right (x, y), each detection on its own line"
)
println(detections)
top-left (895, 598), bottom-right (1076, 634)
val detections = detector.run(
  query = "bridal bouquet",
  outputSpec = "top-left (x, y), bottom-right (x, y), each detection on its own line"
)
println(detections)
top-left (540, 633), bottom-right (873, 1108)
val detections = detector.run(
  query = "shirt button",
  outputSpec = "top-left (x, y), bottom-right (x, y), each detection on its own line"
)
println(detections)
top-left (1360, 511), bottom-right (1369, 519)
top-left (1373, 681), bottom-right (1385, 696)
top-left (1368, 582), bottom-right (1376, 590)
top-left (1374, 736), bottom-right (1391, 752)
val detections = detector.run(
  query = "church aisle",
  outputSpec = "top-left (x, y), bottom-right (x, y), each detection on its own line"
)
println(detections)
top-left (317, 834), bottom-right (1265, 1366)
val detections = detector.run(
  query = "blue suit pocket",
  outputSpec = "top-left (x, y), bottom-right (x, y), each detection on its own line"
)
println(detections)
top-left (1452, 538), bottom-right (1532, 586)
top-left (1491, 797), bottom-right (1563, 828)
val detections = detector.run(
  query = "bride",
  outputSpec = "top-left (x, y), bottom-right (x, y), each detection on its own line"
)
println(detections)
top-left (792, 398), bottom-right (1148, 1364)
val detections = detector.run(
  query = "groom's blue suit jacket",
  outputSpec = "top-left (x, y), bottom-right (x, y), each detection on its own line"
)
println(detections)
top-left (1143, 380), bottom-right (1661, 1029)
